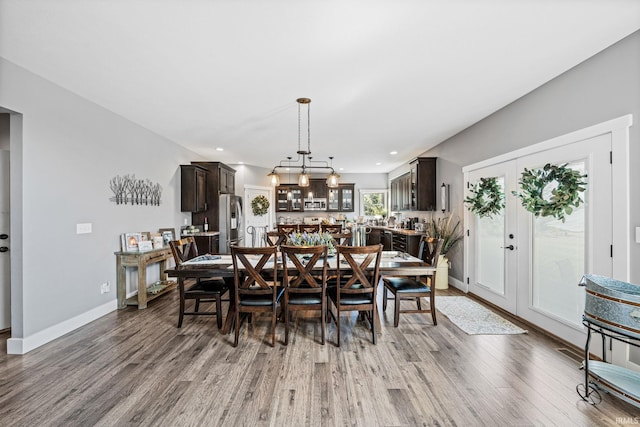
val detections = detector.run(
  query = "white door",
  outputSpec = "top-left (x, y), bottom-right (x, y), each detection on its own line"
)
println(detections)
top-left (0, 150), bottom-right (10, 330)
top-left (244, 185), bottom-right (273, 247)
top-left (516, 134), bottom-right (612, 347)
top-left (467, 160), bottom-right (518, 313)
top-left (466, 133), bottom-right (612, 347)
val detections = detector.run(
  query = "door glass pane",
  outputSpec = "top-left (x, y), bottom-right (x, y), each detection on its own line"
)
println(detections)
top-left (531, 161), bottom-right (585, 327)
top-left (476, 177), bottom-right (505, 294)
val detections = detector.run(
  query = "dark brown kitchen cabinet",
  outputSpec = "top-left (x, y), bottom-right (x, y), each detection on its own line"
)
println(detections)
top-left (276, 185), bottom-right (303, 212)
top-left (390, 173), bottom-right (410, 212)
top-left (307, 179), bottom-right (328, 199)
top-left (187, 161), bottom-right (236, 229)
top-left (326, 184), bottom-right (354, 212)
top-left (193, 234), bottom-right (219, 255)
top-left (180, 165), bottom-right (208, 212)
top-left (391, 232), bottom-right (422, 257)
top-left (219, 165), bottom-right (235, 194)
top-left (410, 157), bottom-right (437, 211)
top-left (390, 157), bottom-right (437, 212)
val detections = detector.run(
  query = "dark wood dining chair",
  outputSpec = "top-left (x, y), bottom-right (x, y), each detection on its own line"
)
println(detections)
top-left (330, 232), bottom-right (352, 246)
top-left (231, 245), bottom-right (283, 347)
top-left (327, 244), bottom-right (382, 347)
top-left (280, 244), bottom-right (329, 345)
top-left (169, 237), bottom-right (229, 329)
top-left (299, 223), bottom-right (320, 234)
top-left (320, 223), bottom-right (342, 234)
top-left (276, 224), bottom-right (298, 246)
top-left (381, 237), bottom-right (443, 327)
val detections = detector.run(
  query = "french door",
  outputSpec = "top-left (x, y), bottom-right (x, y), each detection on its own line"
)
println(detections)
top-left (466, 133), bottom-right (612, 347)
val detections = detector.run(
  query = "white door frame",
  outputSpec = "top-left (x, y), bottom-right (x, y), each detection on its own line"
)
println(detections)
top-left (463, 114), bottom-right (632, 292)
top-left (243, 185), bottom-right (274, 246)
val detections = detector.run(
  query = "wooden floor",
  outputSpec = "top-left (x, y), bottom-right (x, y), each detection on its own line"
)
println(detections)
top-left (0, 287), bottom-right (637, 426)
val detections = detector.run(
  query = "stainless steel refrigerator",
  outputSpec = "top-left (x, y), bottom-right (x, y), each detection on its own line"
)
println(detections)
top-left (218, 194), bottom-right (244, 253)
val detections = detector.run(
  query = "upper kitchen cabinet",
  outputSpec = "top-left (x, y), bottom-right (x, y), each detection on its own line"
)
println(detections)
top-left (326, 183), bottom-right (354, 212)
top-left (188, 161), bottom-right (236, 227)
top-left (390, 157), bottom-right (437, 212)
top-left (340, 184), bottom-right (354, 212)
top-left (191, 161), bottom-right (236, 195)
top-left (307, 179), bottom-right (328, 199)
top-left (180, 164), bottom-right (208, 212)
top-left (390, 172), bottom-right (410, 212)
top-left (410, 157), bottom-right (436, 211)
top-left (276, 185), bottom-right (304, 212)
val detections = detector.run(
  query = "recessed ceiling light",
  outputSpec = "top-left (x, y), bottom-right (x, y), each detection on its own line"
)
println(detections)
top-left (339, 167), bottom-right (344, 171)
top-left (376, 162), bottom-right (382, 166)
top-left (389, 151), bottom-right (398, 155)
top-left (216, 147), bottom-right (224, 151)
top-left (237, 161), bottom-right (244, 164)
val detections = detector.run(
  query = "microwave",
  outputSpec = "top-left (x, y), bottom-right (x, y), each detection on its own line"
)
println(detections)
top-left (303, 198), bottom-right (327, 210)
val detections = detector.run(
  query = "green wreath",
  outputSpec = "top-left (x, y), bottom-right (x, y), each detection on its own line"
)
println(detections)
top-left (465, 177), bottom-right (504, 218)
top-left (512, 163), bottom-right (586, 222)
top-left (251, 195), bottom-right (270, 216)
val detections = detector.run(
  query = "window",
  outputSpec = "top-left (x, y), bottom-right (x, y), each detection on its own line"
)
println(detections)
top-left (359, 189), bottom-right (388, 218)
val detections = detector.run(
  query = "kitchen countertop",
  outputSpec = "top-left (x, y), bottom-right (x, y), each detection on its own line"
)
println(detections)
top-left (367, 225), bottom-right (426, 236)
top-left (181, 231), bottom-right (220, 237)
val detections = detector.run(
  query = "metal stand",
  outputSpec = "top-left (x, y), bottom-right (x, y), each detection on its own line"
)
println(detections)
top-left (578, 316), bottom-right (640, 408)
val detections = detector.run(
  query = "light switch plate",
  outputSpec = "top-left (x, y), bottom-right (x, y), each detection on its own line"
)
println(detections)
top-left (77, 223), bottom-right (92, 234)
top-left (636, 226), bottom-right (640, 244)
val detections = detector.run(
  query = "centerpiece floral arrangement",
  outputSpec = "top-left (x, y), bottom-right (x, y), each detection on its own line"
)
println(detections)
top-left (287, 231), bottom-right (336, 255)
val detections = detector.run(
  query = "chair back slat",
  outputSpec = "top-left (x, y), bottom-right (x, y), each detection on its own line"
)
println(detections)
top-left (418, 237), bottom-right (444, 267)
top-left (320, 224), bottom-right (342, 234)
top-left (336, 244), bottom-right (383, 294)
top-left (231, 246), bottom-right (277, 293)
top-left (299, 224), bottom-right (320, 234)
top-left (169, 236), bottom-right (199, 266)
top-left (280, 244), bottom-right (328, 290)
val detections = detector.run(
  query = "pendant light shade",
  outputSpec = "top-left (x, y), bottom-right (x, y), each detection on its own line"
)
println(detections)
top-left (298, 171), bottom-right (310, 187)
top-left (268, 171), bottom-right (280, 186)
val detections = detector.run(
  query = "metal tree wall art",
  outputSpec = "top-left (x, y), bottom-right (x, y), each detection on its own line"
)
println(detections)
top-left (109, 174), bottom-right (162, 206)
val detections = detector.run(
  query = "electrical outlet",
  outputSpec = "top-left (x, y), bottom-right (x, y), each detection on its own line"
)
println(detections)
top-left (77, 223), bottom-right (92, 234)
top-left (101, 281), bottom-right (111, 294)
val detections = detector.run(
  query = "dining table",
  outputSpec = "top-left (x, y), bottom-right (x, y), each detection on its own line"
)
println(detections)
top-left (165, 250), bottom-right (436, 335)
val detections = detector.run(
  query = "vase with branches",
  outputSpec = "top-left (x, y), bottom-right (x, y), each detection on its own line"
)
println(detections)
top-left (425, 215), bottom-right (463, 255)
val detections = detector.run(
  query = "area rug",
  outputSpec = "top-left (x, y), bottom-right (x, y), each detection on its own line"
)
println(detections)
top-left (436, 296), bottom-right (528, 335)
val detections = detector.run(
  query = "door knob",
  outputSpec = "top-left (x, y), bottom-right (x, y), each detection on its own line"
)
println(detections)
top-left (0, 246), bottom-right (8, 252)
top-left (501, 245), bottom-right (515, 250)
top-left (0, 234), bottom-right (7, 240)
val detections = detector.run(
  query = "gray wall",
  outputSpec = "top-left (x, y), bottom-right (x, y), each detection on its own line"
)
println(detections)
top-left (0, 58), bottom-right (202, 340)
top-left (410, 30), bottom-right (640, 284)
top-left (0, 114), bottom-right (8, 150)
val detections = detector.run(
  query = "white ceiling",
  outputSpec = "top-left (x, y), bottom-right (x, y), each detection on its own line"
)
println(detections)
top-left (1, 0), bottom-right (639, 173)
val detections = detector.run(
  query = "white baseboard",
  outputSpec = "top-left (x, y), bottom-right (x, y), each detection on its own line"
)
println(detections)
top-left (7, 299), bottom-right (117, 355)
top-left (449, 276), bottom-right (466, 293)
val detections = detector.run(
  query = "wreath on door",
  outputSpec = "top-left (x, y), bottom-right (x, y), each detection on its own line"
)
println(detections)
top-left (464, 177), bottom-right (504, 218)
top-left (251, 195), bottom-right (270, 216)
top-left (512, 163), bottom-right (586, 222)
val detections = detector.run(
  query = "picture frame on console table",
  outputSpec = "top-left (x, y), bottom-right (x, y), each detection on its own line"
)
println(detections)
top-left (159, 228), bottom-right (176, 246)
top-left (123, 232), bottom-right (142, 252)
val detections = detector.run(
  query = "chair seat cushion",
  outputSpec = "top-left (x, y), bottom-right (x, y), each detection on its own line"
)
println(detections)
top-left (186, 280), bottom-right (228, 294)
top-left (239, 287), bottom-right (284, 306)
top-left (288, 295), bottom-right (323, 305)
top-left (383, 277), bottom-right (431, 293)
top-left (327, 288), bottom-right (373, 305)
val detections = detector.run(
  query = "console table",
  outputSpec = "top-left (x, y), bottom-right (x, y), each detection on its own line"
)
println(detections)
top-left (115, 247), bottom-right (176, 309)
